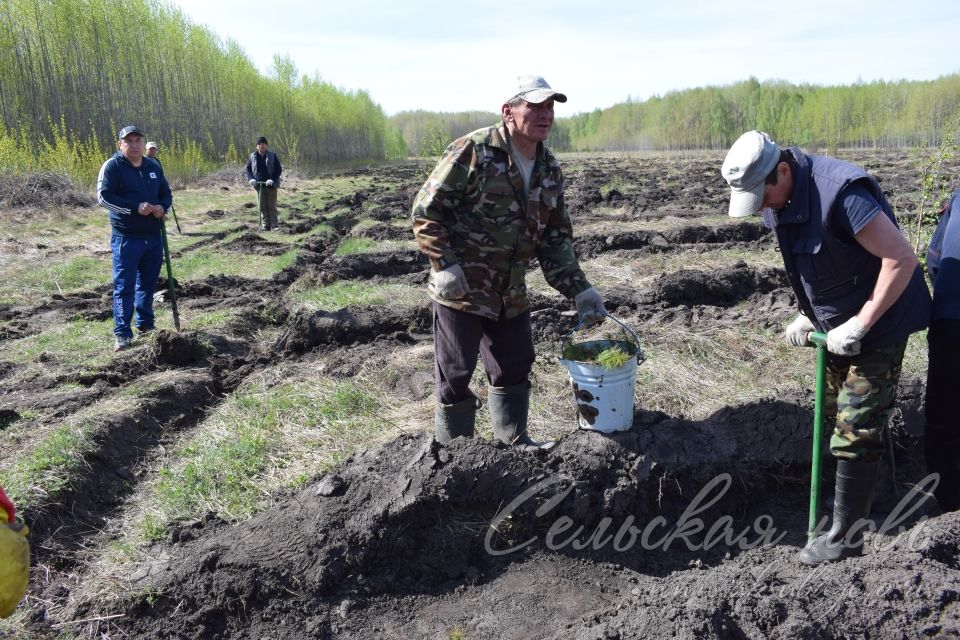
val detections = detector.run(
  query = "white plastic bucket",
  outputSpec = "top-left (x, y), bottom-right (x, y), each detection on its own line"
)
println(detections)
top-left (560, 339), bottom-right (639, 432)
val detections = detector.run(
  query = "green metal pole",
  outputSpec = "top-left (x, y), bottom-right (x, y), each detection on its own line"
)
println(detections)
top-left (160, 217), bottom-right (181, 331)
top-left (807, 331), bottom-right (828, 541)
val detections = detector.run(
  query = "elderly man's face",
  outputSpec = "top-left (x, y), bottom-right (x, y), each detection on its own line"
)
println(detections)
top-left (256, 142), bottom-right (268, 155)
top-left (505, 99), bottom-right (555, 144)
top-left (146, 147), bottom-right (157, 158)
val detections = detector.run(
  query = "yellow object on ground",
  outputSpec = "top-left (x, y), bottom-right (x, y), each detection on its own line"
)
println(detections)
top-left (0, 505), bottom-right (30, 618)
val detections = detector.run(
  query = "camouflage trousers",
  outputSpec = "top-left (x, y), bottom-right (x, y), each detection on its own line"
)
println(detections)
top-left (824, 340), bottom-right (907, 462)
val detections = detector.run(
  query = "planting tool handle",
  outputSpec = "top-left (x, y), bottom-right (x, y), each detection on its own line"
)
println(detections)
top-left (807, 330), bottom-right (827, 542)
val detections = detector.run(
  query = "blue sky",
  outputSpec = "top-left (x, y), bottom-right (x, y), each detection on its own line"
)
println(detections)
top-left (168, 0), bottom-right (960, 116)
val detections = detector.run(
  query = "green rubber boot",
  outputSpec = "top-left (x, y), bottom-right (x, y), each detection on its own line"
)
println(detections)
top-left (488, 382), bottom-right (555, 452)
top-left (434, 397), bottom-right (478, 444)
top-left (799, 459), bottom-right (880, 566)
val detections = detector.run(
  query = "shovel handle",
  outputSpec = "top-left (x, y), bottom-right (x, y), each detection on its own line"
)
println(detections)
top-left (807, 330), bottom-right (827, 541)
top-left (807, 331), bottom-right (827, 347)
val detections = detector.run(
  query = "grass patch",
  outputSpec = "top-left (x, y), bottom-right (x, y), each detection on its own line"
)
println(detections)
top-left (1, 255), bottom-right (111, 302)
top-left (598, 174), bottom-right (633, 198)
top-left (4, 318), bottom-right (114, 366)
top-left (184, 308), bottom-right (241, 331)
top-left (0, 422), bottom-right (94, 507)
top-left (334, 237), bottom-right (416, 255)
top-left (137, 377), bottom-right (394, 539)
top-left (334, 237), bottom-right (378, 255)
top-left (288, 281), bottom-right (422, 311)
top-left (173, 248), bottom-right (298, 280)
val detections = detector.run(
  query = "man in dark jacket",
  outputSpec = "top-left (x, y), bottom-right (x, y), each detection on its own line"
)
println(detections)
top-left (97, 125), bottom-right (172, 351)
top-left (721, 130), bottom-right (931, 565)
top-left (244, 136), bottom-right (282, 231)
top-left (924, 189), bottom-right (960, 512)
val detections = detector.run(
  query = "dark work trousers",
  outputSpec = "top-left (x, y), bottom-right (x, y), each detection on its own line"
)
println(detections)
top-left (256, 185), bottom-right (279, 229)
top-left (432, 302), bottom-right (535, 405)
top-left (925, 318), bottom-right (960, 510)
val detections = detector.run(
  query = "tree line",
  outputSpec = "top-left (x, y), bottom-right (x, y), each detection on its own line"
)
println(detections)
top-left (391, 75), bottom-right (960, 155)
top-left (0, 0), bottom-right (405, 186)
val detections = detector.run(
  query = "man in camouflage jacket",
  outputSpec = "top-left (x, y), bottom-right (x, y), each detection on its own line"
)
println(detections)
top-left (412, 75), bottom-right (606, 450)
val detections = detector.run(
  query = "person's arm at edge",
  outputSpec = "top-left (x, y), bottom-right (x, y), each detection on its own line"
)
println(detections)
top-left (536, 173), bottom-right (591, 299)
top-left (411, 141), bottom-right (470, 271)
top-left (853, 212), bottom-right (919, 330)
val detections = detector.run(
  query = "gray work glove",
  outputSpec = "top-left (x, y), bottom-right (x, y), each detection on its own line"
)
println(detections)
top-left (575, 287), bottom-right (607, 326)
top-left (430, 264), bottom-right (467, 299)
top-left (785, 313), bottom-right (816, 347)
top-left (266, 179), bottom-right (274, 187)
top-left (248, 179), bottom-right (257, 187)
top-left (826, 317), bottom-right (867, 356)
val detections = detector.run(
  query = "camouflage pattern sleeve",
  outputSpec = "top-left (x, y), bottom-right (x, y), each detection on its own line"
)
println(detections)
top-left (411, 139), bottom-right (476, 271)
top-left (535, 168), bottom-right (592, 299)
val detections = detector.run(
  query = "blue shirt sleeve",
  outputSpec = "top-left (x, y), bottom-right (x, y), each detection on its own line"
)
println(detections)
top-left (97, 156), bottom-right (138, 215)
top-left (830, 183), bottom-right (884, 239)
top-left (932, 194), bottom-right (960, 321)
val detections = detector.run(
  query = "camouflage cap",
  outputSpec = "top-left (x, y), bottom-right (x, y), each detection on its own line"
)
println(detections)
top-left (505, 75), bottom-right (567, 105)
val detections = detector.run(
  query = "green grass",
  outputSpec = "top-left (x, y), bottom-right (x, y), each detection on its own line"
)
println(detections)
top-left (137, 377), bottom-right (393, 539)
top-left (334, 237), bottom-right (378, 255)
top-left (173, 248), bottom-right (298, 280)
top-left (0, 255), bottom-right (112, 303)
top-left (4, 318), bottom-right (115, 366)
top-left (289, 281), bottom-right (422, 311)
top-left (598, 174), bottom-right (633, 198)
top-left (335, 237), bottom-right (416, 255)
top-left (183, 308), bottom-right (241, 331)
top-left (0, 422), bottom-right (94, 507)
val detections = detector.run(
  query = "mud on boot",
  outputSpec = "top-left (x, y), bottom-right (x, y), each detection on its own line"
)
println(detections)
top-left (488, 382), bottom-right (555, 452)
top-left (434, 396), bottom-right (479, 444)
top-left (799, 459), bottom-right (880, 566)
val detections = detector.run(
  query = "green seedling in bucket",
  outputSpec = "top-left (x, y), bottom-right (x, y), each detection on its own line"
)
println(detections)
top-left (559, 315), bottom-right (644, 433)
top-left (562, 339), bottom-right (636, 369)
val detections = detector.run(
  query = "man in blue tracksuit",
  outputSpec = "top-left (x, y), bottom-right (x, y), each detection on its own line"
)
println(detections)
top-left (721, 131), bottom-right (931, 565)
top-left (97, 125), bottom-right (172, 352)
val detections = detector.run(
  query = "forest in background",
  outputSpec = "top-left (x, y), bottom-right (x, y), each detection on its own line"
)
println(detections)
top-left (0, 0), bottom-right (405, 187)
top-left (393, 75), bottom-right (960, 156)
top-left (1, 0), bottom-right (959, 190)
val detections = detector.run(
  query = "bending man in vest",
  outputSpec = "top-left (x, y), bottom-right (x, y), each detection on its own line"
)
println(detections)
top-left (412, 75), bottom-right (606, 451)
top-left (721, 131), bottom-right (931, 565)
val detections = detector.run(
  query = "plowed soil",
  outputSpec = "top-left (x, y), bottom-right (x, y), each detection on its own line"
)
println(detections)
top-left (1, 150), bottom-right (958, 639)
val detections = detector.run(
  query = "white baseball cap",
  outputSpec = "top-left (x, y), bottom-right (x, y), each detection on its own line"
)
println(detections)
top-left (505, 75), bottom-right (567, 105)
top-left (721, 131), bottom-right (781, 217)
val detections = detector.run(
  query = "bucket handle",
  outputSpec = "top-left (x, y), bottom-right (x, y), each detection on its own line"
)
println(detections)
top-left (558, 313), bottom-right (644, 364)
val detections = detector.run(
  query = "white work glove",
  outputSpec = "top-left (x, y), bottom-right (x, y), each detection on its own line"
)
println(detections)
top-left (266, 179), bottom-right (274, 187)
top-left (785, 313), bottom-right (816, 347)
top-left (826, 317), bottom-right (867, 356)
top-left (248, 179), bottom-right (257, 187)
top-left (430, 264), bottom-right (467, 299)
top-left (575, 287), bottom-right (607, 326)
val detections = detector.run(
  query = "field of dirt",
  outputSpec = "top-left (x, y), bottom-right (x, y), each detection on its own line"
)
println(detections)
top-left (1, 149), bottom-right (958, 639)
